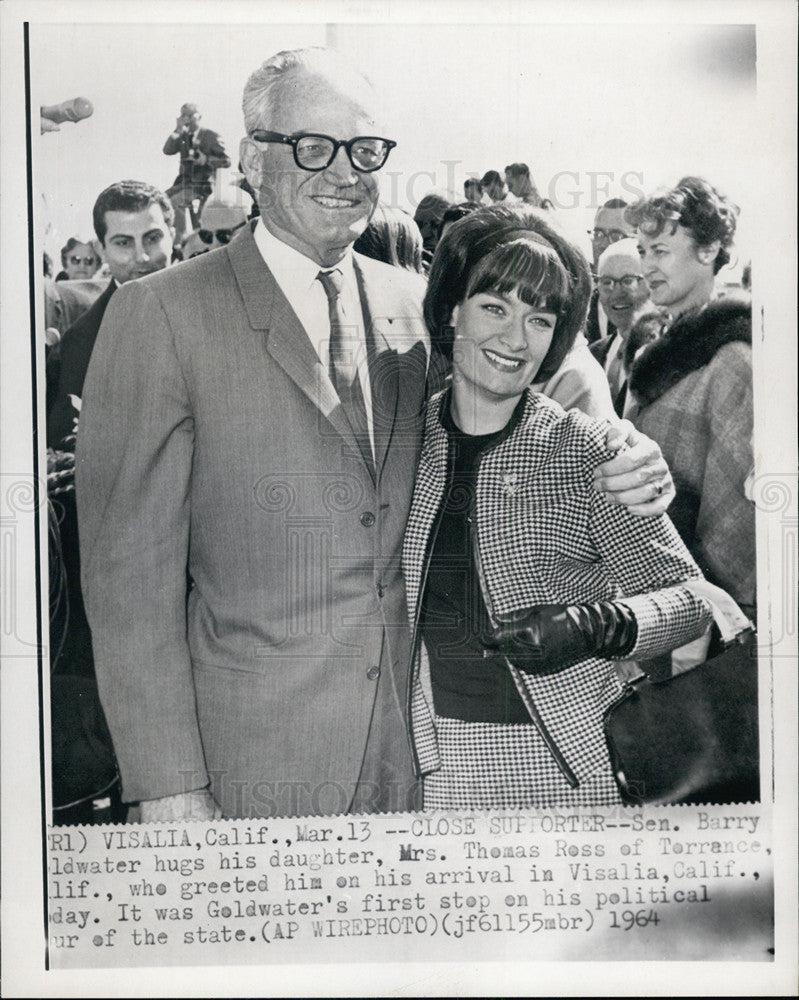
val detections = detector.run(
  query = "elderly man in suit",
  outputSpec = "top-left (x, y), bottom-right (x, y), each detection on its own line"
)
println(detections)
top-left (77, 47), bottom-right (672, 822)
top-left (78, 49), bottom-right (432, 821)
top-left (584, 198), bottom-right (636, 344)
top-left (589, 238), bottom-right (654, 417)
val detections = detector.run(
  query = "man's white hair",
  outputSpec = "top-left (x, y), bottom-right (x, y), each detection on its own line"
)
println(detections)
top-left (597, 237), bottom-right (641, 273)
top-left (242, 47), bottom-right (374, 134)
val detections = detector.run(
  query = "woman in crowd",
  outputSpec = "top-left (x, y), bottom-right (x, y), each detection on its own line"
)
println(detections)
top-left (413, 192), bottom-right (454, 271)
top-left (403, 204), bottom-right (713, 810)
top-left (57, 236), bottom-right (101, 281)
top-left (627, 177), bottom-right (755, 620)
top-left (353, 203), bottom-right (425, 274)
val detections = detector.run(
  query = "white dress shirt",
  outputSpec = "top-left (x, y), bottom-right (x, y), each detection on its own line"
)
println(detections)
top-left (253, 219), bottom-right (374, 453)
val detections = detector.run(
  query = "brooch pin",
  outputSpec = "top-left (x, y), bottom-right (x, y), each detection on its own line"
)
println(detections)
top-left (501, 472), bottom-right (519, 498)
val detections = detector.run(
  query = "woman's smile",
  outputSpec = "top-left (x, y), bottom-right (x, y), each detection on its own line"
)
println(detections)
top-left (451, 289), bottom-right (557, 401)
top-left (482, 347), bottom-right (526, 371)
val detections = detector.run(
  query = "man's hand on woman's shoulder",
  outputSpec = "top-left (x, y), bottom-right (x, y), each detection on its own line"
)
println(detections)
top-left (593, 420), bottom-right (674, 517)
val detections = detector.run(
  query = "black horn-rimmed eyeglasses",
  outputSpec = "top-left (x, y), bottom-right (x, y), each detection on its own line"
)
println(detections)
top-left (596, 274), bottom-right (646, 290)
top-left (249, 130), bottom-right (396, 173)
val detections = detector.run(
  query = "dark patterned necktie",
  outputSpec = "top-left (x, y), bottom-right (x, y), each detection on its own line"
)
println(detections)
top-left (317, 269), bottom-right (374, 475)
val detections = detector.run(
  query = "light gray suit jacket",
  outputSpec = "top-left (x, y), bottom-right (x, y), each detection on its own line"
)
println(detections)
top-left (76, 224), bottom-right (432, 818)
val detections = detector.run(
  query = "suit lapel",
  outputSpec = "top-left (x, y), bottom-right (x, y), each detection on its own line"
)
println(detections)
top-left (226, 226), bottom-right (361, 452)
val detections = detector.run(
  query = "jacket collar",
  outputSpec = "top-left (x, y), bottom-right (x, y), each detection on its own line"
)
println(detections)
top-left (437, 385), bottom-right (528, 452)
top-left (425, 385), bottom-right (539, 471)
top-left (628, 296), bottom-right (751, 407)
top-left (225, 223), bottom-right (408, 483)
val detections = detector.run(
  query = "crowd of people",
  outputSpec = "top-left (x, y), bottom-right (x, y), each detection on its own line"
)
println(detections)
top-left (45, 45), bottom-right (755, 823)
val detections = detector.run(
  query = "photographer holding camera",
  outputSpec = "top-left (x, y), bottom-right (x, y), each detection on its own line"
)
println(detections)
top-left (163, 102), bottom-right (231, 239)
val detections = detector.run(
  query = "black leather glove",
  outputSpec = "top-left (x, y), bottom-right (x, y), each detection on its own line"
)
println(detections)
top-left (487, 602), bottom-right (638, 675)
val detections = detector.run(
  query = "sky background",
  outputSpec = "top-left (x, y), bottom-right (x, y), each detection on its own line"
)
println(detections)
top-left (30, 19), bottom-right (757, 273)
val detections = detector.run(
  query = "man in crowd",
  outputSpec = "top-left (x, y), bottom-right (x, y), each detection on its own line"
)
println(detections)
top-left (589, 238), bottom-right (654, 417)
top-left (177, 197), bottom-right (250, 261)
top-left (480, 169), bottom-right (508, 203)
top-left (46, 181), bottom-right (175, 822)
top-left (504, 162), bottom-right (542, 205)
top-left (584, 197), bottom-right (635, 343)
top-left (78, 47), bottom-right (673, 822)
top-left (463, 177), bottom-right (483, 204)
top-left (48, 180), bottom-right (175, 448)
top-left (196, 195), bottom-right (250, 251)
top-left (163, 102), bottom-right (231, 239)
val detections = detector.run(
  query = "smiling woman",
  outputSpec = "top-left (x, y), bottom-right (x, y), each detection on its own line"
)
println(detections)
top-left (447, 268), bottom-right (560, 433)
top-left (449, 288), bottom-right (557, 421)
top-left (403, 204), bottom-right (716, 811)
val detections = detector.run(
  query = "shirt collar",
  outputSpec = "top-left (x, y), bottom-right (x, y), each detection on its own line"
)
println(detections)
top-left (253, 218), bottom-right (355, 300)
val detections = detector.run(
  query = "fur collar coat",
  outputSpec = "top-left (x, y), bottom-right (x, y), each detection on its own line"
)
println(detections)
top-left (628, 295), bottom-right (755, 613)
top-left (629, 296), bottom-right (751, 406)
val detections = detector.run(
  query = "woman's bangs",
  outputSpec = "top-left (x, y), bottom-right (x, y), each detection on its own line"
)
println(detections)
top-left (467, 239), bottom-right (570, 314)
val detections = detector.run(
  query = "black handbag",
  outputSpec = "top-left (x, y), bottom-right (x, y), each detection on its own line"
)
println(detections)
top-left (603, 631), bottom-right (759, 806)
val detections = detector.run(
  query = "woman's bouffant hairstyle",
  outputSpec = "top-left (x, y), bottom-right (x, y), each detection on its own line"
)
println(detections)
top-left (353, 204), bottom-right (424, 273)
top-left (625, 176), bottom-right (739, 275)
top-left (424, 204), bottom-right (592, 382)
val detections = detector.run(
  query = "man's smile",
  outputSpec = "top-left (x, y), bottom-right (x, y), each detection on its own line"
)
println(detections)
top-left (310, 194), bottom-right (361, 209)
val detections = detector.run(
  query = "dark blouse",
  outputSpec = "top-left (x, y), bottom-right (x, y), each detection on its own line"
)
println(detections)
top-left (420, 407), bottom-right (531, 724)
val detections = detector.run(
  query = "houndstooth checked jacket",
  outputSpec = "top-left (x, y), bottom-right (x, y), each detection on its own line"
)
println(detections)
top-left (402, 387), bottom-right (713, 790)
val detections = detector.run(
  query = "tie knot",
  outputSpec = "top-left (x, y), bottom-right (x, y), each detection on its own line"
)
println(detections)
top-left (317, 268), bottom-right (343, 299)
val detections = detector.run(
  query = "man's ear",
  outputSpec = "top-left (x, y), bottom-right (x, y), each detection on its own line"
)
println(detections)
top-left (239, 136), bottom-right (262, 192)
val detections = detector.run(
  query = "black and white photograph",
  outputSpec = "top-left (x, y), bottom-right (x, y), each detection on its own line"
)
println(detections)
top-left (1, 0), bottom-right (796, 995)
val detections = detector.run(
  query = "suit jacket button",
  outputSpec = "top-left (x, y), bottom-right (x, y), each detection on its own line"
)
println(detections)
top-left (366, 665), bottom-right (380, 680)
top-left (360, 511), bottom-right (376, 527)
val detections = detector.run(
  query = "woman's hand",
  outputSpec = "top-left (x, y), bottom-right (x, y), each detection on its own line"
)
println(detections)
top-left (593, 421), bottom-right (674, 517)
top-left (488, 602), bottom-right (638, 674)
top-left (488, 605), bottom-right (591, 673)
